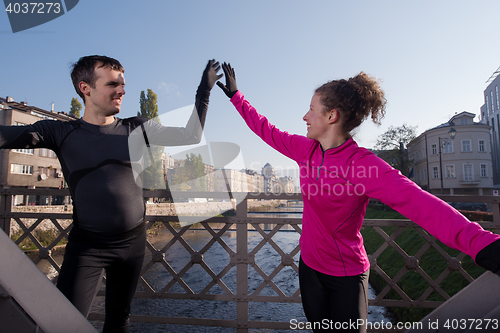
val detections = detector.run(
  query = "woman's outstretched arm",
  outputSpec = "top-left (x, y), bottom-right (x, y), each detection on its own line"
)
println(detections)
top-left (217, 62), bottom-right (312, 162)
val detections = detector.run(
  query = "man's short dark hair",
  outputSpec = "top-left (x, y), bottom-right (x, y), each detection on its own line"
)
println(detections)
top-left (71, 55), bottom-right (124, 103)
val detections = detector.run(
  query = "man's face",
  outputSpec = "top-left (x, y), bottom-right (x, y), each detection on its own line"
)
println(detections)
top-left (84, 66), bottom-right (125, 117)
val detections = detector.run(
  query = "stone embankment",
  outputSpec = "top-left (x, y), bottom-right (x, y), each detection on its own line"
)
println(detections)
top-left (9, 199), bottom-right (286, 234)
top-left (10, 205), bottom-right (73, 235)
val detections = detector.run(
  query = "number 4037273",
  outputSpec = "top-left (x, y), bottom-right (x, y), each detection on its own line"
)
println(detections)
top-left (443, 319), bottom-right (499, 330)
top-left (5, 2), bottom-right (61, 14)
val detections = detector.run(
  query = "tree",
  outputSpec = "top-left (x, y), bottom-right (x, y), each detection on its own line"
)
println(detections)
top-left (69, 97), bottom-right (82, 118)
top-left (139, 89), bottom-right (164, 190)
top-left (170, 154), bottom-right (207, 192)
top-left (375, 124), bottom-right (417, 176)
top-left (185, 153), bottom-right (207, 191)
top-left (137, 89), bottom-right (159, 119)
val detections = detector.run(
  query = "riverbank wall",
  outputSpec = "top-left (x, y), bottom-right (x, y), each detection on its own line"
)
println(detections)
top-left (9, 199), bottom-right (286, 235)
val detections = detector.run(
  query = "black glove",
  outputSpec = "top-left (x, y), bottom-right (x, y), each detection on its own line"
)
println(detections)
top-left (475, 239), bottom-right (500, 273)
top-left (197, 59), bottom-right (223, 95)
top-left (216, 62), bottom-right (238, 98)
top-left (194, 60), bottom-right (222, 131)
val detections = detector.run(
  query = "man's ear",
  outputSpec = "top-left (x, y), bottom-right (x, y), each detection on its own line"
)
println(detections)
top-left (79, 81), bottom-right (91, 99)
top-left (328, 109), bottom-right (339, 124)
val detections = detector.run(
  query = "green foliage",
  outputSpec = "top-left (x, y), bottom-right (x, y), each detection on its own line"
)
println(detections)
top-left (138, 88), bottom-right (164, 189)
top-left (142, 145), bottom-right (165, 190)
top-left (169, 153), bottom-right (207, 191)
top-left (361, 211), bottom-right (487, 322)
top-left (375, 124), bottom-right (417, 150)
top-left (11, 229), bottom-right (67, 251)
top-left (69, 97), bottom-right (82, 118)
top-left (375, 124), bottom-right (417, 176)
top-left (137, 89), bottom-right (159, 119)
top-left (365, 206), bottom-right (407, 219)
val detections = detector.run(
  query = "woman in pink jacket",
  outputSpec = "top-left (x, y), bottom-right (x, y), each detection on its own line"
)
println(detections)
top-left (216, 63), bottom-right (500, 332)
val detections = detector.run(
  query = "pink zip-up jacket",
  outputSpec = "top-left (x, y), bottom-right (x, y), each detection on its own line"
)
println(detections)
top-left (230, 91), bottom-right (500, 276)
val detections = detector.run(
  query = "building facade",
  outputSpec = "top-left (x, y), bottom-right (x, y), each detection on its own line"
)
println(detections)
top-left (242, 169), bottom-right (265, 193)
top-left (479, 69), bottom-right (500, 189)
top-left (261, 163), bottom-right (296, 194)
top-left (279, 176), bottom-right (295, 194)
top-left (262, 163), bottom-right (280, 194)
top-left (0, 97), bottom-right (76, 205)
top-left (213, 169), bottom-right (248, 193)
top-left (409, 112), bottom-right (493, 196)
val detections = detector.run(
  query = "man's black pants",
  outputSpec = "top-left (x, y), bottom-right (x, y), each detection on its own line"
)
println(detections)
top-left (57, 223), bottom-right (146, 333)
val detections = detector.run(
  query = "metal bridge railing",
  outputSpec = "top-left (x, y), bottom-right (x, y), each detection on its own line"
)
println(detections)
top-left (1, 188), bottom-right (499, 332)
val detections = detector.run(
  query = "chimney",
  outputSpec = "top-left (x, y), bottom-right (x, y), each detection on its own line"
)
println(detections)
top-left (6, 96), bottom-right (14, 103)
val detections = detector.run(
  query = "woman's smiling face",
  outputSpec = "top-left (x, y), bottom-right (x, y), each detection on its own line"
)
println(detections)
top-left (303, 93), bottom-right (330, 141)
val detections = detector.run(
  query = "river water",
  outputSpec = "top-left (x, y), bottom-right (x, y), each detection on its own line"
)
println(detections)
top-left (42, 206), bottom-right (392, 332)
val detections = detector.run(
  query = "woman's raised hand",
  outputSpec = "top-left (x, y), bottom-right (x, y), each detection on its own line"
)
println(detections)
top-left (217, 62), bottom-right (238, 99)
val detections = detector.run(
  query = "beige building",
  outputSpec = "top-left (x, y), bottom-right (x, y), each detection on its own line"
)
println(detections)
top-left (242, 169), bottom-right (264, 193)
top-left (0, 97), bottom-right (76, 205)
top-left (262, 163), bottom-right (280, 194)
top-left (261, 163), bottom-right (296, 194)
top-left (212, 169), bottom-right (265, 193)
top-left (408, 112), bottom-right (493, 195)
top-left (279, 176), bottom-right (295, 194)
top-left (214, 169), bottom-right (248, 193)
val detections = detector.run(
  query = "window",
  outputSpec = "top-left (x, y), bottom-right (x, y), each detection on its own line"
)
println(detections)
top-left (14, 121), bottom-right (26, 126)
top-left (487, 95), bottom-right (490, 115)
top-left (460, 118), bottom-right (468, 125)
top-left (421, 168), bottom-right (427, 181)
top-left (39, 148), bottom-right (57, 158)
top-left (491, 91), bottom-right (495, 111)
top-left (431, 144), bottom-right (437, 155)
top-left (463, 164), bottom-right (473, 181)
top-left (461, 140), bottom-right (471, 152)
top-left (38, 167), bottom-right (58, 178)
top-left (10, 164), bottom-right (33, 175)
top-left (479, 140), bottom-right (485, 152)
top-left (31, 111), bottom-right (54, 120)
top-left (496, 86), bottom-right (499, 109)
top-left (445, 165), bottom-right (455, 178)
top-left (480, 164), bottom-right (488, 177)
top-left (13, 148), bottom-right (34, 155)
top-left (432, 166), bottom-right (439, 179)
top-left (443, 141), bottom-right (453, 154)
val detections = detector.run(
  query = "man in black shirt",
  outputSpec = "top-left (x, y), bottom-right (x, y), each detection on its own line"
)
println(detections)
top-left (0, 55), bottom-right (222, 332)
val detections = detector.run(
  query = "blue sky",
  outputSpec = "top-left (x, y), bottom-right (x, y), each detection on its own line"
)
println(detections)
top-left (2, 0), bottom-right (500, 179)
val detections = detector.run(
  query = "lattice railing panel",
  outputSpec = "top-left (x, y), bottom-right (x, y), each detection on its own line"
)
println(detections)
top-left (1, 189), bottom-right (499, 332)
top-left (9, 215), bottom-right (73, 281)
top-left (363, 220), bottom-right (497, 309)
top-left (138, 220), bottom-right (238, 302)
top-left (247, 222), bottom-right (301, 300)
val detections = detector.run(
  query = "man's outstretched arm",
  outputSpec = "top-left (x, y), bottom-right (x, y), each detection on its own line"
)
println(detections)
top-left (146, 59), bottom-right (222, 146)
top-left (0, 121), bottom-right (59, 150)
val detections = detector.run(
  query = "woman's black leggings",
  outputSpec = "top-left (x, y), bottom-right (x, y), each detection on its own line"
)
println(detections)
top-left (57, 224), bottom-right (146, 333)
top-left (299, 257), bottom-right (369, 332)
